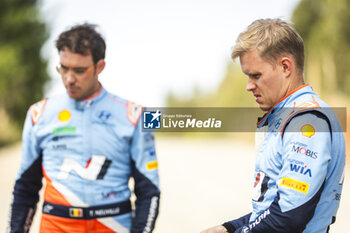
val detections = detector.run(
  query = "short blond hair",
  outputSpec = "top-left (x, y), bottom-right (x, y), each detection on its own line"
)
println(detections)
top-left (232, 18), bottom-right (304, 74)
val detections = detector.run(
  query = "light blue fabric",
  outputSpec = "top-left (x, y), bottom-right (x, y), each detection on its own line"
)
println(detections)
top-left (17, 87), bottom-right (160, 231)
top-left (250, 85), bottom-right (345, 232)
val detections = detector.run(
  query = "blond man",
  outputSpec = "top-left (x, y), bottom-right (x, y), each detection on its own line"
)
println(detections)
top-left (202, 18), bottom-right (345, 233)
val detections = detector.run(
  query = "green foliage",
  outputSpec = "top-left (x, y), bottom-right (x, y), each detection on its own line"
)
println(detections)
top-left (169, 0), bottom-right (350, 108)
top-left (292, 0), bottom-right (350, 96)
top-left (166, 62), bottom-right (256, 107)
top-left (0, 0), bottom-right (48, 135)
top-left (165, 63), bottom-right (258, 139)
top-left (166, 84), bottom-right (214, 107)
top-left (209, 63), bottom-right (256, 107)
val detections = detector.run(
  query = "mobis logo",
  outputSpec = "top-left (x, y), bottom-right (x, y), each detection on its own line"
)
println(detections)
top-left (291, 144), bottom-right (318, 159)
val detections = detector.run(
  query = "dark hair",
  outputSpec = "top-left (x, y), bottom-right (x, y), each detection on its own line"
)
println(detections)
top-left (56, 23), bottom-right (106, 64)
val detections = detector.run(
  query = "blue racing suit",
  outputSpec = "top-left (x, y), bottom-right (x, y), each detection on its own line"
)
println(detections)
top-left (8, 87), bottom-right (160, 233)
top-left (223, 84), bottom-right (345, 233)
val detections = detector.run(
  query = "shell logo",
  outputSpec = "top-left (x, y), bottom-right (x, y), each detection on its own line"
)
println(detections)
top-left (58, 110), bottom-right (71, 122)
top-left (301, 124), bottom-right (315, 138)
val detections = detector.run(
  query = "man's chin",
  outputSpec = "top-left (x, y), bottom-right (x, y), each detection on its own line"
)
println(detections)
top-left (259, 104), bottom-right (271, 112)
top-left (67, 92), bottom-right (82, 101)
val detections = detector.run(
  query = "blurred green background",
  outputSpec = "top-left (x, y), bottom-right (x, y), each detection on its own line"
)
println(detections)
top-left (0, 0), bottom-right (48, 145)
top-left (167, 0), bottom-right (350, 108)
top-left (0, 0), bottom-right (349, 149)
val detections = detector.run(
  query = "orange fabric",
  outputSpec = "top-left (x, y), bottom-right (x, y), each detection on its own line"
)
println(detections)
top-left (40, 214), bottom-right (116, 233)
top-left (42, 168), bottom-right (71, 206)
top-left (40, 213), bottom-right (87, 232)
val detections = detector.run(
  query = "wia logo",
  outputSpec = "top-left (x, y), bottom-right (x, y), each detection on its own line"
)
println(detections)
top-left (290, 164), bottom-right (312, 177)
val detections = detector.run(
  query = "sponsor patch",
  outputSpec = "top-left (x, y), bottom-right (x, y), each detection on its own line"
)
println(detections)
top-left (334, 193), bottom-right (341, 201)
top-left (43, 204), bottom-right (54, 214)
top-left (52, 144), bottom-right (67, 150)
top-left (301, 124), bottom-right (315, 138)
top-left (291, 144), bottom-right (318, 159)
top-left (127, 102), bottom-right (142, 126)
top-left (58, 110), bottom-right (71, 122)
top-left (247, 209), bottom-right (270, 231)
top-left (286, 158), bottom-right (304, 165)
top-left (58, 155), bottom-right (111, 180)
top-left (274, 118), bottom-right (282, 129)
top-left (101, 191), bottom-right (128, 200)
top-left (30, 99), bottom-right (47, 125)
top-left (280, 177), bottom-right (309, 194)
top-left (146, 161), bottom-right (158, 171)
top-left (252, 171), bottom-right (270, 202)
top-left (144, 133), bottom-right (155, 142)
top-left (144, 196), bottom-right (159, 233)
top-left (97, 110), bottom-right (112, 122)
top-left (52, 126), bottom-right (76, 135)
top-left (145, 148), bottom-right (156, 157)
top-left (289, 163), bottom-right (312, 177)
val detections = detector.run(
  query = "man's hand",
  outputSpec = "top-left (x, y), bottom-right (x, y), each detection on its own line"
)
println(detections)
top-left (200, 225), bottom-right (228, 233)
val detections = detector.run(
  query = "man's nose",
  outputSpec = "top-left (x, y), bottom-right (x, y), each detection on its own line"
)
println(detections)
top-left (65, 71), bottom-right (76, 84)
top-left (246, 77), bottom-right (256, 91)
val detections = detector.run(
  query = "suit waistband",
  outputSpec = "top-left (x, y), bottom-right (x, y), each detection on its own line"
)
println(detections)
top-left (42, 200), bottom-right (132, 219)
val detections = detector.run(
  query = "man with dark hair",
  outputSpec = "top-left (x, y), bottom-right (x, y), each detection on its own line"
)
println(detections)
top-left (56, 23), bottom-right (106, 64)
top-left (8, 23), bottom-right (160, 233)
top-left (201, 18), bottom-right (345, 233)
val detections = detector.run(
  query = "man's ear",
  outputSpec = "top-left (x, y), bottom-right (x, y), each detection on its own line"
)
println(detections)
top-left (96, 59), bottom-right (106, 75)
top-left (279, 57), bottom-right (293, 77)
